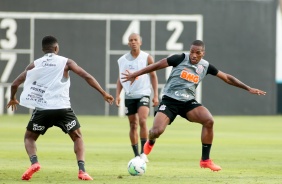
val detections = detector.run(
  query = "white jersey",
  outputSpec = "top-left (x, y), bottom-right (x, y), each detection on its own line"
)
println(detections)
top-left (117, 51), bottom-right (151, 99)
top-left (20, 53), bottom-right (71, 109)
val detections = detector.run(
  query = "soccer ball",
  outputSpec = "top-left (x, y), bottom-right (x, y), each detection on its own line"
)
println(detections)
top-left (127, 156), bottom-right (147, 176)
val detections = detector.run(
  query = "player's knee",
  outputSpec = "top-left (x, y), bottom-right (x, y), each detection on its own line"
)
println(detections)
top-left (129, 121), bottom-right (138, 130)
top-left (69, 130), bottom-right (82, 141)
top-left (139, 117), bottom-right (147, 125)
top-left (139, 119), bottom-right (147, 128)
top-left (149, 128), bottom-right (164, 138)
top-left (24, 130), bottom-right (40, 141)
top-left (203, 119), bottom-right (214, 128)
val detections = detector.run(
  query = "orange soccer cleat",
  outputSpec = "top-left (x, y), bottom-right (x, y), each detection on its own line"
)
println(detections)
top-left (200, 159), bottom-right (222, 171)
top-left (21, 162), bottom-right (41, 180)
top-left (78, 170), bottom-right (93, 180)
top-left (143, 141), bottom-right (154, 155)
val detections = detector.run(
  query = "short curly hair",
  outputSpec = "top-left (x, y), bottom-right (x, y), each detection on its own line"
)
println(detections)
top-left (42, 35), bottom-right (58, 51)
top-left (191, 40), bottom-right (205, 50)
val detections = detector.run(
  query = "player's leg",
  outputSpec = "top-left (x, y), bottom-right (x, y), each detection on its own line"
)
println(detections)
top-left (22, 109), bottom-right (46, 180)
top-left (186, 106), bottom-right (221, 171)
top-left (24, 130), bottom-right (40, 161)
top-left (144, 97), bottom-right (177, 155)
top-left (143, 112), bottom-right (171, 155)
top-left (69, 128), bottom-right (93, 180)
top-left (137, 105), bottom-right (150, 161)
top-left (138, 106), bottom-right (150, 153)
top-left (58, 108), bottom-right (92, 180)
top-left (149, 112), bottom-right (171, 139)
top-left (187, 106), bottom-right (214, 145)
top-left (125, 99), bottom-right (140, 157)
top-left (22, 130), bottom-right (41, 180)
top-left (69, 128), bottom-right (85, 165)
top-left (127, 114), bottom-right (139, 157)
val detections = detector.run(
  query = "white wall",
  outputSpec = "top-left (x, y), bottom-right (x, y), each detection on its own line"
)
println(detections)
top-left (277, 0), bottom-right (282, 83)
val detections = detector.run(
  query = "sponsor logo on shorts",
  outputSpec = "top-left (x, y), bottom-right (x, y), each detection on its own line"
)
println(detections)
top-left (33, 124), bottom-right (45, 131)
top-left (159, 105), bottom-right (166, 111)
top-left (65, 120), bottom-right (76, 130)
top-left (125, 107), bottom-right (128, 114)
top-left (140, 97), bottom-right (149, 103)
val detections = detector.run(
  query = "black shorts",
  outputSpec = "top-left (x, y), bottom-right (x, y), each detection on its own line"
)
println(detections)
top-left (27, 108), bottom-right (81, 135)
top-left (155, 95), bottom-right (202, 124)
top-left (125, 96), bottom-right (150, 115)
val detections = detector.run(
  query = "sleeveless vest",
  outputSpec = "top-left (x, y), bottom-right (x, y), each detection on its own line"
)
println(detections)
top-left (20, 53), bottom-right (71, 109)
top-left (117, 51), bottom-right (151, 99)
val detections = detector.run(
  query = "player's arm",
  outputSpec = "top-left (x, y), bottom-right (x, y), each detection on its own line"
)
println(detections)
top-left (122, 58), bottom-right (169, 84)
top-left (115, 76), bottom-right (123, 107)
top-left (215, 69), bottom-right (266, 95)
top-left (6, 62), bottom-right (35, 110)
top-left (66, 59), bottom-right (114, 104)
top-left (148, 55), bottom-right (159, 107)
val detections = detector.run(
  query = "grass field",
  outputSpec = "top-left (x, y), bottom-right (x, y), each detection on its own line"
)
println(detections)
top-left (0, 115), bottom-right (281, 184)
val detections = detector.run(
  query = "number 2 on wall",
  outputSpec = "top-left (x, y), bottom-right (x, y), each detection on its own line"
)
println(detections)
top-left (122, 20), bottom-right (184, 50)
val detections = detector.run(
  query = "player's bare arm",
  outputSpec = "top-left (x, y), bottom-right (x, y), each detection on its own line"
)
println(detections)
top-left (6, 62), bottom-right (35, 111)
top-left (122, 58), bottom-right (169, 84)
top-left (115, 77), bottom-right (123, 107)
top-left (147, 55), bottom-right (159, 107)
top-left (216, 70), bottom-right (266, 95)
top-left (66, 59), bottom-right (114, 104)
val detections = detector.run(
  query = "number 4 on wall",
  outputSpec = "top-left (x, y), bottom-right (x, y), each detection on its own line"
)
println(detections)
top-left (122, 20), bottom-right (140, 45)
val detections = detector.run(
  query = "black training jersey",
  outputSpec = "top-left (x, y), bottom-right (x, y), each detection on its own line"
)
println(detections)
top-left (167, 53), bottom-right (219, 76)
top-left (162, 53), bottom-right (218, 101)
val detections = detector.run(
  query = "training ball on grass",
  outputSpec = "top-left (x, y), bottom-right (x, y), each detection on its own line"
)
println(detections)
top-left (127, 156), bottom-right (146, 176)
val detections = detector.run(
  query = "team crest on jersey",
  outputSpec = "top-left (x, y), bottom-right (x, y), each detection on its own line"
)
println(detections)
top-left (196, 65), bottom-right (204, 74)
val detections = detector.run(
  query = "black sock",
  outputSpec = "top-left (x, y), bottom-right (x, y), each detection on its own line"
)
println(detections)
top-left (149, 139), bottom-right (155, 145)
top-left (78, 160), bottom-right (85, 172)
top-left (30, 155), bottom-right (38, 164)
top-left (202, 144), bottom-right (212, 160)
top-left (140, 138), bottom-right (147, 154)
top-left (132, 144), bottom-right (139, 157)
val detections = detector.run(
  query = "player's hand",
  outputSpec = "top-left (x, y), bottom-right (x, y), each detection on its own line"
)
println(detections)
top-left (115, 96), bottom-right (121, 107)
top-left (104, 93), bottom-right (114, 105)
top-left (6, 99), bottom-right (20, 111)
top-left (152, 96), bottom-right (159, 107)
top-left (121, 70), bottom-right (136, 85)
top-left (248, 88), bottom-right (266, 95)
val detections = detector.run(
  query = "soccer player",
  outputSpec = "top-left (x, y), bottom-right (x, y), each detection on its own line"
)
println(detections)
top-left (121, 40), bottom-right (266, 171)
top-left (6, 35), bottom-right (114, 180)
top-left (116, 33), bottom-right (159, 162)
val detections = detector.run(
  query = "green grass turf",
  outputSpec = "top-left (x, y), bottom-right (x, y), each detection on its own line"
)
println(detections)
top-left (0, 115), bottom-right (281, 184)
